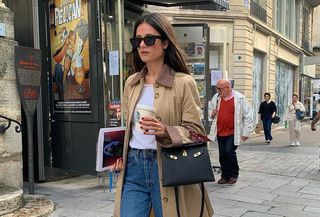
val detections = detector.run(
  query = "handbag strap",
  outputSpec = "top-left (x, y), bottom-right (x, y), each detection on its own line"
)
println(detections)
top-left (174, 183), bottom-right (205, 217)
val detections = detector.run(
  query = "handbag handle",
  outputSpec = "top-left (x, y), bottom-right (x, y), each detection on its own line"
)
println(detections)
top-left (216, 94), bottom-right (220, 109)
top-left (174, 183), bottom-right (205, 217)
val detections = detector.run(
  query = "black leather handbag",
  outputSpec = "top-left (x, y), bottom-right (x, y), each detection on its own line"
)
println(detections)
top-left (162, 142), bottom-right (214, 187)
top-left (272, 115), bottom-right (280, 124)
top-left (161, 142), bottom-right (215, 217)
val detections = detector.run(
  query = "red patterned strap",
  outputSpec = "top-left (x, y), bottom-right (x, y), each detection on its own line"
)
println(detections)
top-left (186, 127), bottom-right (211, 143)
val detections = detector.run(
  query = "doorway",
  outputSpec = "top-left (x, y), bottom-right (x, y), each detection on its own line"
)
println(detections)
top-left (275, 61), bottom-right (294, 121)
top-left (252, 51), bottom-right (264, 125)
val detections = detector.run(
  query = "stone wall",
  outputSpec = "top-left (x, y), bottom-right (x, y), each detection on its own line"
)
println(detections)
top-left (0, 6), bottom-right (22, 188)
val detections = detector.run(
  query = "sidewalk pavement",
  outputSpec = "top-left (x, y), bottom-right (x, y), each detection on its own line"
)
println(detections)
top-left (30, 124), bottom-right (320, 217)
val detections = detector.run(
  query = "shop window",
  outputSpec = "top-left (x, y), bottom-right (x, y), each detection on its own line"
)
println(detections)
top-left (301, 75), bottom-right (312, 117)
top-left (274, 0), bottom-right (299, 42)
top-left (101, 0), bottom-right (123, 127)
top-left (124, 19), bottom-right (135, 78)
top-left (312, 79), bottom-right (320, 118)
top-left (208, 44), bottom-right (223, 93)
top-left (302, 7), bottom-right (310, 50)
top-left (173, 24), bottom-right (211, 131)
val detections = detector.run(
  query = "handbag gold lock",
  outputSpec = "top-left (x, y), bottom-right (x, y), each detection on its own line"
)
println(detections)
top-left (193, 152), bottom-right (202, 158)
top-left (169, 154), bottom-right (178, 160)
top-left (182, 150), bottom-right (187, 156)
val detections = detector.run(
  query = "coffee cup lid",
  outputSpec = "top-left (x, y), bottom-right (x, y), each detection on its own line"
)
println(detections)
top-left (136, 104), bottom-right (155, 111)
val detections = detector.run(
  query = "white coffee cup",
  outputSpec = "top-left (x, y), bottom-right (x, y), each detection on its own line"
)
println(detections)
top-left (135, 104), bottom-right (156, 131)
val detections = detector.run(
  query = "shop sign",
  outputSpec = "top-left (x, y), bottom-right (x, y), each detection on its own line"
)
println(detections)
top-left (15, 46), bottom-right (42, 194)
top-left (49, 0), bottom-right (91, 114)
top-left (15, 46), bottom-right (42, 115)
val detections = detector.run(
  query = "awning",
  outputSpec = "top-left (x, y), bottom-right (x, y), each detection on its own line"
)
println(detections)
top-left (129, 0), bottom-right (229, 10)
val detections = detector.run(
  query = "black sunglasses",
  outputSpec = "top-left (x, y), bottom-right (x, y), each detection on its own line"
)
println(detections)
top-left (130, 35), bottom-right (163, 48)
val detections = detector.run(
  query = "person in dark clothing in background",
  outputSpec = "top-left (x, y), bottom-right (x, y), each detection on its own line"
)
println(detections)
top-left (258, 92), bottom-right (277, 144)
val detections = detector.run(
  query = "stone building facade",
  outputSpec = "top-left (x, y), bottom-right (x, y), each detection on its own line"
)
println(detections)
top-left (0, 4), bottom-right (22, 189)
top-left (146, 0), bottom-right (320, 124)
top-left (1, 0), bottom-right (319, 179)
top-left (310, 7), bottom-right (320, 78)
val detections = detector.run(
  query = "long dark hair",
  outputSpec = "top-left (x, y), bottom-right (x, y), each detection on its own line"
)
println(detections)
top-left (131, 13), bottom-right (189, 74)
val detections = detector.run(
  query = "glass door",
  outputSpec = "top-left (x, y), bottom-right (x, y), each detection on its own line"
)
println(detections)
top-left (101, 0), bottom-right (124, 127)
top-left (301, 75), bottom-right (312, 117)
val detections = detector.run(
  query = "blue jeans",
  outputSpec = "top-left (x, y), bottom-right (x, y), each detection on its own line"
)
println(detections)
top-left (120, 148), bottom-right (163, 217)
top-left (217, 135), bottom-right (239, 179)
top-left (262, 117), bottom-right (273, 141)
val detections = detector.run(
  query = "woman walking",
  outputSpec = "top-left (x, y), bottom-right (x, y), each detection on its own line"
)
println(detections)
top-left (258, 92), bottom-right (277, 143)
top-left (284, 93), bottom-right (306, 146)
top-left (113, 13), bottom-right (213, 217)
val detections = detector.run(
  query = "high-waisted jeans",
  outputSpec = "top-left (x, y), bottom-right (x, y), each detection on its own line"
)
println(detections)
top-left (120, 148), bottom-right (163, 217)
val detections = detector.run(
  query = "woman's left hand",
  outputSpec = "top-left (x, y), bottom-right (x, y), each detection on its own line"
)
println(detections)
top-left (111, 158), bottom-right (123, 172)
top-left (139, 116), bottom-right (168, 137)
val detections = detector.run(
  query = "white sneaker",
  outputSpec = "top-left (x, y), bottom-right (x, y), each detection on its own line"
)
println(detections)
top-left (290, 142), bottom-right (296, 146)
top-left (296, 141), bottom-right (300, 146)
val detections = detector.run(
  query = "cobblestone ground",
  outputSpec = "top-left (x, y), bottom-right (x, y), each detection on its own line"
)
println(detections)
top-left (209, 150), bottom-right (320, 181)
top-left (208, 124), bottom-right (320, 217)
top-left (32, 123), bottom-right (320, 217)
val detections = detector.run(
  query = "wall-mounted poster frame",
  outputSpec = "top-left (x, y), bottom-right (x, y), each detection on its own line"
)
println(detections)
top-left (49, 0), bottom-right (91, 114)
top-left (173, 23), bottom-right (210, 132)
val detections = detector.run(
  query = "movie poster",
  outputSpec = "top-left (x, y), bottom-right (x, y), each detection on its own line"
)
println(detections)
top-left (49, 0), bottom-right (91, 113)
top-left (96, 127), bottom-right (125, 172)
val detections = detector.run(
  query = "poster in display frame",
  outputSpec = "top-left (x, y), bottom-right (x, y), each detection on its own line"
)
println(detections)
top-left (108, 100), bottom-right (121, 127)
top-left (195, 43), bottom-right (205, 58)
top-left (49, 0), bottom-right (91, 114)
top-left (195, 79), bottom-right (206, 97)
top-left (210, 69), bottom-right (223, 86)
top-left (193, 63), bottom-right (205, 79)
top-left (96, 127), bottom-right (126, 172)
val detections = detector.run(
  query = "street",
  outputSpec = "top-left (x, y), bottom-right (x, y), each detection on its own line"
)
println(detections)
top-left (32, 124), bottom-right (320, 217)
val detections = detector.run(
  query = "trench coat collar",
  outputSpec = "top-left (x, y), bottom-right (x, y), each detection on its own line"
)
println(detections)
top-left (129, 64), bottom-right (175, 88)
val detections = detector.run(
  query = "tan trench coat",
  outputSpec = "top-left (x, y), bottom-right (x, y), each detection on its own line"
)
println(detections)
top-left (113, 64), bottom-right (214, 217)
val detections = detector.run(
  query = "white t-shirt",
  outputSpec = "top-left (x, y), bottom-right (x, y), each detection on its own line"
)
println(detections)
top-left (129, 84), bottom-right (157, 150)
